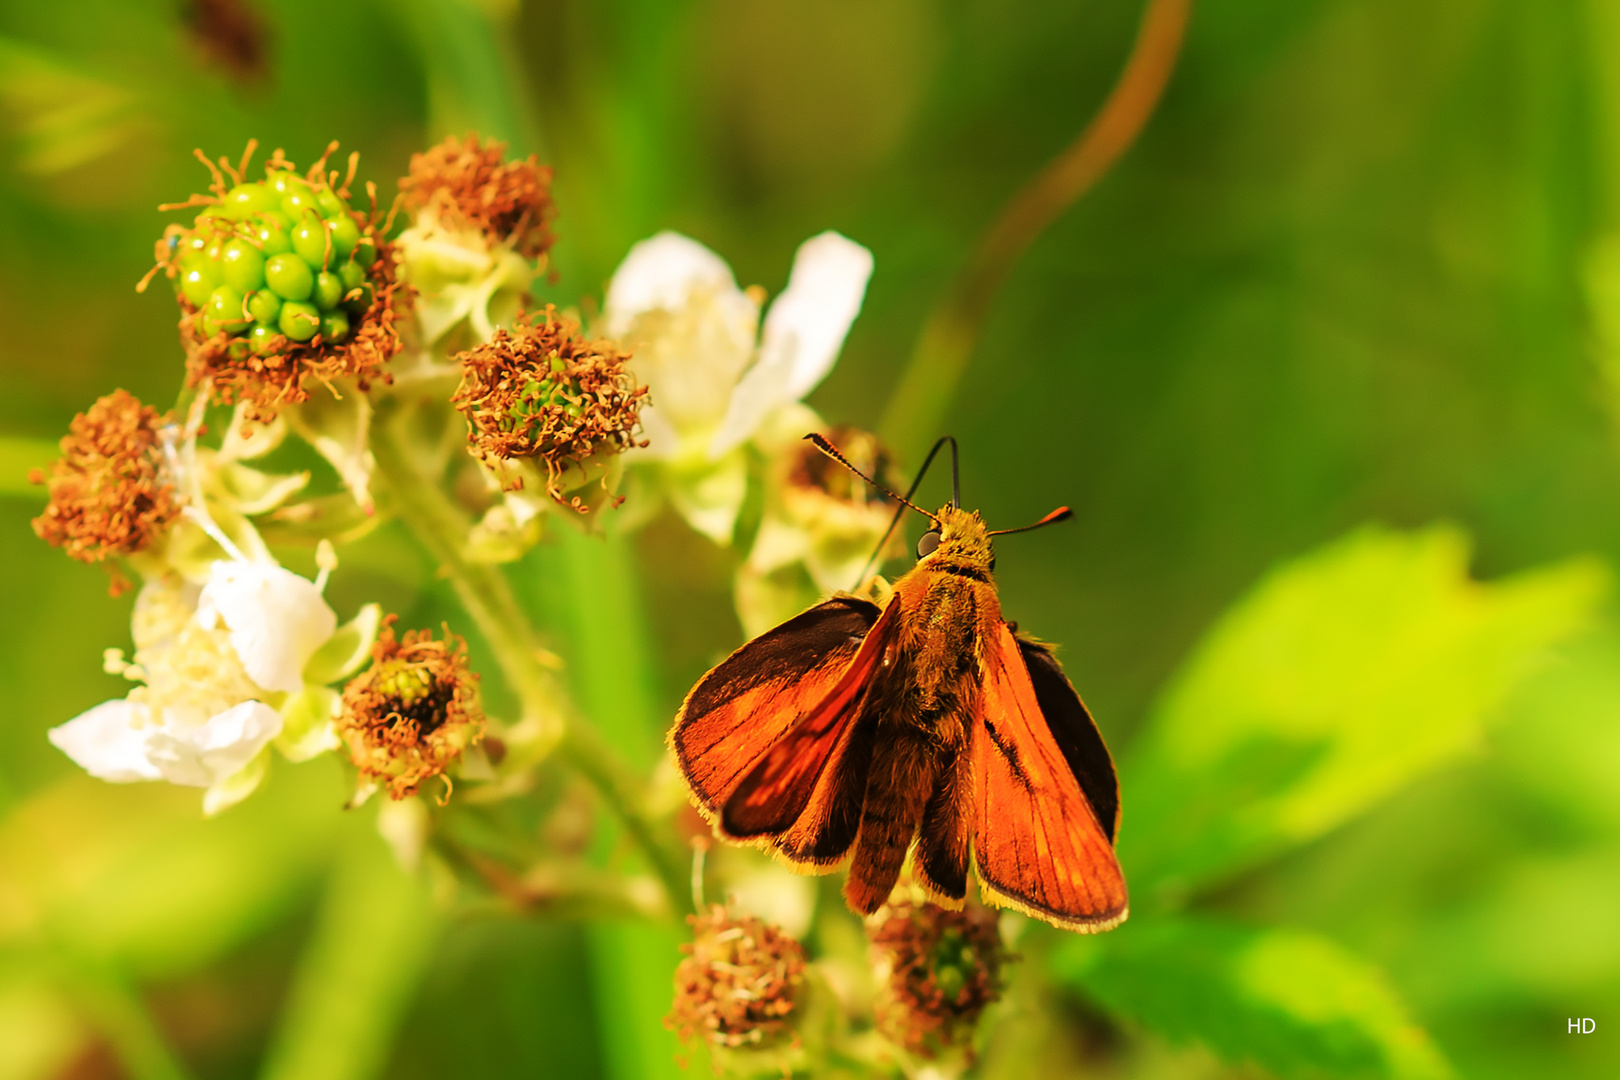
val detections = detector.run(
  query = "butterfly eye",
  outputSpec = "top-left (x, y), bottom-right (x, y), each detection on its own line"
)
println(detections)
top-left (917, 530), bottom-right (942, 559)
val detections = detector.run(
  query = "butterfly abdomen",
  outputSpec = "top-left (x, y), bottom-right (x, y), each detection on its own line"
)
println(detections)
top-left (844, 723), bottom-right (940, 914)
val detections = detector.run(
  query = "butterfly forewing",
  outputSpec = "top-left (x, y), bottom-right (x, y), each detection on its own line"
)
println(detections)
top-left (672, 595), bottom-right (890, 841)
top-left (722, 600), bottom-right (900, 839)
top-left (970, 622), bottom-right (1127, 932)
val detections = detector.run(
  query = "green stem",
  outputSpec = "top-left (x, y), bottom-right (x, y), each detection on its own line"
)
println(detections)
top-left (880, 0), bottom-right (1192, 458)
top-left (73, 967), bottom-right (195, 1080)
top-left (368, 406), bottom-right (690, 914)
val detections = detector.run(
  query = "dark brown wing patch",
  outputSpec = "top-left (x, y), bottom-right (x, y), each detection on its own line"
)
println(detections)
top-left (1016, 637), bottom-right (1120, 842)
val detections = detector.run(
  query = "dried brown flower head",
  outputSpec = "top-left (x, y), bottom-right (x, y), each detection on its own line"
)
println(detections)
top-left (400, 134), bottom-right (556, 259)
top-left (870, 900), bottom-right (1007, 1060)
top-left (666, 905), bottom-right (807, 1051)
top-left (337, 618), bottom-right (484, 801)
top-left (145, 142), bottom-right (409, 424)
top-left (451, 307), bottom-right (649, 508)
top-left (32, 390), bottom-right (181, 590)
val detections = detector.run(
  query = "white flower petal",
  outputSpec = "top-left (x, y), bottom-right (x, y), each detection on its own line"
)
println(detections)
top-left (762, 231), bottom-right (873, 400)
top-left (197, 562), bottom-right (337, 693)
top-left (604, 232), bottom-right (742, 336)
top-left (708, 347), bottom-right (798, 459)
top-left (709, 232), bottom-right (872, 457)
top-left (48, 700), bottom-right (162, 783)
top-left (145, 700), bottom-right (283, 788)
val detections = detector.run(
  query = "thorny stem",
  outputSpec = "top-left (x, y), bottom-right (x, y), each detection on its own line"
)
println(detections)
top-left (368, 407), bottom-right (692, 915)
top-left (880, 0), bottom-right (1192, 458)
top-left (430, 833), bottom-right (664, 919)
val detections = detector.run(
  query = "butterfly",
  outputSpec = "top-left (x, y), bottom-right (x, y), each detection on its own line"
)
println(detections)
top-left (670, 434), bottom-right (1127, 933)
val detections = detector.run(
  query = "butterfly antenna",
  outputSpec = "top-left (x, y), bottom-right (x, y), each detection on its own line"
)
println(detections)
top-left (806, 433), bottom-right (938, 523)
top-left (848, 435), bottom-right (957, 589)
top-left (988, 506), bottom-right (1074, 536)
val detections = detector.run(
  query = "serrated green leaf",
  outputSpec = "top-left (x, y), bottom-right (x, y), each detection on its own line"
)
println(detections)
top-left (1121, 526), bottom-right (1607, 900)
top-left (1054, 916), bottom-right (1452, 1080)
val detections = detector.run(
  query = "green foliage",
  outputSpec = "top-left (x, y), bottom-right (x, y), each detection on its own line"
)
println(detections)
top-left (1121, 526), bottom-right (1607, 902)
top-left (260, 826), bottom-right (439, 1080)
top-left (1053, 917), bottom-right (1450, 1080)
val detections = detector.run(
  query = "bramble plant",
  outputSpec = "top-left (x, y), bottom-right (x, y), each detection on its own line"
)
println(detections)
top-left (28, 127), bottom-right (1607, 1080)
top-left (13, 3), bottom-right (1620, 1078)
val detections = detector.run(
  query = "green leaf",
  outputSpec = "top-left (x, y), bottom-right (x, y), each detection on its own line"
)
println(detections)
top-left (1053, 916), bottom-right (1452, 1080)
top-left (0, 37), bottom-right (144, 175)
top-left (1121, 526), bottom-right (1606, 900)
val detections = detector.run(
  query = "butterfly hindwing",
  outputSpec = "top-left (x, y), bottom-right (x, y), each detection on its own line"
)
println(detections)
top-left (970, 621), bottom-right (1128, 932)
top-left (1016, 637), bottom-right (1120, 842)
top-left (672, 595), bottom-right (881, 819)
top-left (914, 747), bottom-right (971, 904)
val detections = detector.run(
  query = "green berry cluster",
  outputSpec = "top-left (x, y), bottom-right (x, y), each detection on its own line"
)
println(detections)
top-left (174, 170), bottom-right (378, 352)
top-left (503, 356), bottom-right (587, 436)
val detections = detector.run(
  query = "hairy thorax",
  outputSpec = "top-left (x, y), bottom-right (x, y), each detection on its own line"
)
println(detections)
top-left (890, 504), bottom-right (1002, 734)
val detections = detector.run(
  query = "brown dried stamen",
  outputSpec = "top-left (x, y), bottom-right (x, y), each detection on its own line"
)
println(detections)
top-left (666, 906), bottom-right (806, 1051)
top-left (400, 134), bottom-right (556, 259)
top-left (451, 307), bottom-right (649, 508)
top-left (337, 619), bottom-right (484, 801)
top-left (32, 390), bottom-right (181, 592)
top-left (870, 900), bottom-right (1007, 1060)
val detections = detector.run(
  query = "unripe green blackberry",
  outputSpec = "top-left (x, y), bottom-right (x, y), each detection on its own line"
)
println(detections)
top-left (142, 141), bottom-right (406, 421)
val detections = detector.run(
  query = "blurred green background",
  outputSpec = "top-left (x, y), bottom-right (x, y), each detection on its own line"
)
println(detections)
top-left (2, 0), bottom-right (1619, 1077)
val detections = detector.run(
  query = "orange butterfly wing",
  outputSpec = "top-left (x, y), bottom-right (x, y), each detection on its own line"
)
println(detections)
top-left (969, 622), bottom-right (1128, 932)
top-left (671, 596), bottom-right (896, 861)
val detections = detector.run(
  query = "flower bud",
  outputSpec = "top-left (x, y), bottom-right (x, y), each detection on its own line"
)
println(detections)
top-left (451, 307), bottom-right (649, 510)
top-left (868, 900), bottom-right (1007, 1060)
top-left (667, 905), bottom-right (807, 1052)
top-left (337, 618), bottom-right (484, 801)
top-left (32, 390), bottom-right (181, 591)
